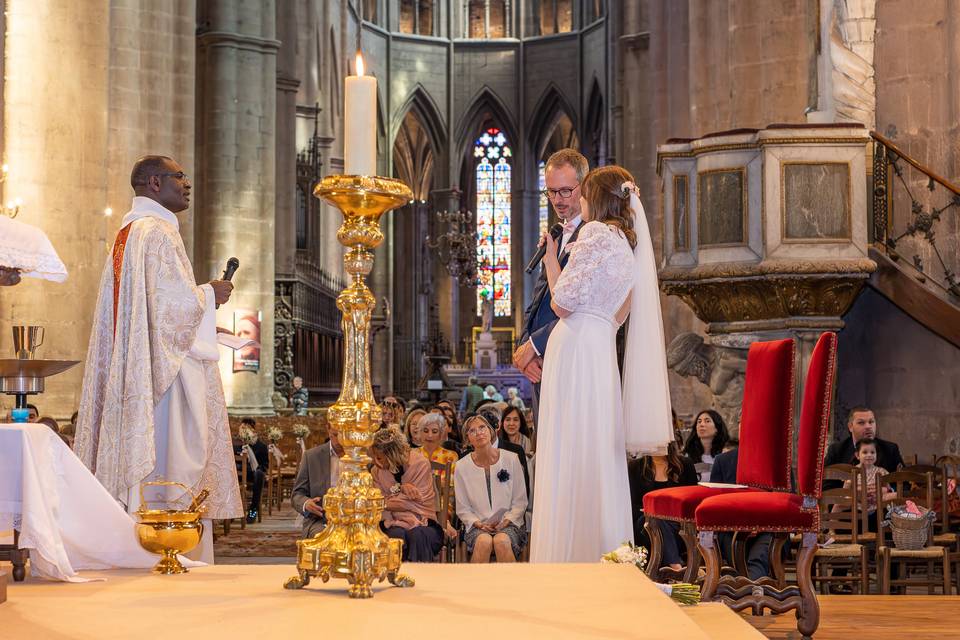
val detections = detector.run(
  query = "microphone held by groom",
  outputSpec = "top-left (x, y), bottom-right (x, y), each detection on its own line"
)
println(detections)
top-left (513, 149), bottom-right (589, 392)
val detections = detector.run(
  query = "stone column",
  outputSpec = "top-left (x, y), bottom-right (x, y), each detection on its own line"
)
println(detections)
top-left (195, 1), bottom-right (279, 415)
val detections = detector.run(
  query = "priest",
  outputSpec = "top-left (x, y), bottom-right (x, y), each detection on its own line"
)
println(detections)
top-left (75, 155), bottom-right (243, 561)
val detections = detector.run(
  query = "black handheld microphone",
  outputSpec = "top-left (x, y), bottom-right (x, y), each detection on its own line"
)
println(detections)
top-left (222, 257), bottom-right (240, 281)
top-left (217, 257), bottom-right (240, 309)
top-left (524, 223), bottom-right (564, 274)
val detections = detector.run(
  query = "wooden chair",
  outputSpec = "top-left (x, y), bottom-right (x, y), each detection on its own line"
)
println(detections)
top-left (936, 454), bottom-right (960, 593)
top-left (902, 464), bottom-right (957, 549)
top-left (430, 461), bottom-right (456, 563)
top-left (643, 337), bottom-right (797, 584)
top-left (696, 331), bottom-right (838, 640)
top-left (877, 470), bottom-right (951, 594)
top-left (813, 465), bottom-right (870, 594)
top-left (222, 452), bottom-right (248, 535)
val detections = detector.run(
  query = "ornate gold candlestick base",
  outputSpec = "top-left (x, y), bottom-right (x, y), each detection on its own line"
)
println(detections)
top-left (284, 175), bottom-right (414, 599)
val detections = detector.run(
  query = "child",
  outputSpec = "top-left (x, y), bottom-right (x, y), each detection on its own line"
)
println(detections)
top-left (847, 438), bottom-right (894, 527)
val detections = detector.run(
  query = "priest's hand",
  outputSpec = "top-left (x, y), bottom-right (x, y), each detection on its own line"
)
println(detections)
top-left (209, 279), bottom-right (234, 305)
top-left (303, 496), bottom-right (324, 517)
top-left (0, 266), bottom-right (21, 286)
top-left (512, 340), bottom-right (537, 371)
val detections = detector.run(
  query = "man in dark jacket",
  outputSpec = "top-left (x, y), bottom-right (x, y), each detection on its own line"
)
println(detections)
top-left (710, 443), bottom-right (771, 580)
top-left (512, 149), bottom-right (589, 392)
top-left (824, 407), bottom-right (904, 489)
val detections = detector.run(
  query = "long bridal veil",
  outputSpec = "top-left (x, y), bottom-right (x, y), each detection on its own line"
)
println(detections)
top-left (621, 184), bottom-right (674, 456)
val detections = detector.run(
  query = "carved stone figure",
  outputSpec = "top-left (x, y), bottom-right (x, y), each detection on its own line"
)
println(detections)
top-left (666, 332), bottom-right (748, 434)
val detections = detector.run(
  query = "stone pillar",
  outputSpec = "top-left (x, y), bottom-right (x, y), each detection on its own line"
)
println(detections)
top-left (275, 3), bottom-right (300, 280)
top-left (0, 1), bottom-right (196, 419)
top-left (196, 1), bottom-right (279, 415)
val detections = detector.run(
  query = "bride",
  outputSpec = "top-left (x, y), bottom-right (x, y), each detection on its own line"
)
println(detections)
top-left (529, 165), bottom-right (673, 563)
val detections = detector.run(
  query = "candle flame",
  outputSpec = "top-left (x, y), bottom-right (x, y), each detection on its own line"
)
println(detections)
top-left (355, 52), bottom-right (365, 77)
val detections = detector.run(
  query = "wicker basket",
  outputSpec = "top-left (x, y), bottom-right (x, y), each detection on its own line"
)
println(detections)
top-left (888, 508), bottom-right (934, 550)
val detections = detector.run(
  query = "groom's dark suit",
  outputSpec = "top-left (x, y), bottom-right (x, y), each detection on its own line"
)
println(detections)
top-left (518, 221), bottom-right (585, 361)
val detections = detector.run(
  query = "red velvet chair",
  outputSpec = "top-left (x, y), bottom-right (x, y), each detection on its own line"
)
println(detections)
top-left (695, 331), bottom-right (837, 640)
top-left (641, 338), bottom-right (796, 582)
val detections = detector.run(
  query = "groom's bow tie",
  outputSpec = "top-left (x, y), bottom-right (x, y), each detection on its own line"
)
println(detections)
top-left (561, 220), bottom-right (578, 235)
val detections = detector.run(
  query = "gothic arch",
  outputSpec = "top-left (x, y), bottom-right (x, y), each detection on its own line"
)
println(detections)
top-left (455, 86), bottom-right (518, 188)
top-left (583, 77), bottom-right (607, 167)
top-left (393, 86), bottom-right (447, 151)
top-left (528, 83), bottom-right (580, 158)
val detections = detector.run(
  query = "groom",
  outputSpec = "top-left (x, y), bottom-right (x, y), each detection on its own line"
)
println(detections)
top-left (513, 149), bottom-right (589, 390)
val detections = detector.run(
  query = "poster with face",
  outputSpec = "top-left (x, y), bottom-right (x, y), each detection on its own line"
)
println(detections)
top-left (233, 309), bottom-right (261, 372)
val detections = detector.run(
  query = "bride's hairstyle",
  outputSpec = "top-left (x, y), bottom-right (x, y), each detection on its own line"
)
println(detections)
top-left (581, 165), bottom-right (638, 249)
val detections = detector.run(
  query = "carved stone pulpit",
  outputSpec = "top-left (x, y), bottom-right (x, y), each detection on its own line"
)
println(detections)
top-left (658, 124), bottom-right (876, 427)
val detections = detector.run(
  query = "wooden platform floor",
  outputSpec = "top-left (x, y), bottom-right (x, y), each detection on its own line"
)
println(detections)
top-left (745, 596), bottom-right (960, 639)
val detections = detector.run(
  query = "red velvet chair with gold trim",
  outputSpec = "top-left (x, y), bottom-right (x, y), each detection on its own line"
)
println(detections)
top-left (695, 331), bottom-right (837, 640)
top-left (641, 337), bottom-right (797, 582)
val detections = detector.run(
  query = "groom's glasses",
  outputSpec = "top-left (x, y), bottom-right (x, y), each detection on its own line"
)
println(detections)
top-left (541, 184), bottom-right (580, 200)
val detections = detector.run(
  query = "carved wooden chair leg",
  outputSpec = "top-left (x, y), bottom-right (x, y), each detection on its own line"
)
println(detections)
top-left (796, 532), bottom-right (820, 640)
top-left (680, 522), bottom-right (701, 583)
top-left (769, 533), bottom-right (787, 588)
top-left (643, 516), bottom-right (663, 579)
top-left (733, 532), bottom-right (750, 576)
top-left (697, 531), bottom-right (722, 601)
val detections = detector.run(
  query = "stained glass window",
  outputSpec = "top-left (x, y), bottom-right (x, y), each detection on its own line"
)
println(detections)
top-left (475, 127), bottom-right (512, 317)
top-left (538, 160), bottom-right (549, 237)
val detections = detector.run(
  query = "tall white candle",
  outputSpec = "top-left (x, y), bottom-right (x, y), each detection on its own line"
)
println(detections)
top-left (344, 53), bottom-right (377, 176)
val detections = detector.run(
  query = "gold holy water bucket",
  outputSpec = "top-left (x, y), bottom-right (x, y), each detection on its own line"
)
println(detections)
top-left (134, 481), bottom-right (209, 575)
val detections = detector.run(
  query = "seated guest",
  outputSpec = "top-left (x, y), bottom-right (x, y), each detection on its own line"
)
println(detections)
top-left (483, 384), bottom-right (503, 402)
top-left (839, 437), bottom-right (894, 531)
top-left (381, 395), bottom-right (406, 428)
top-left (464, 407), bottom-right (530, 497)
top-left (291, 425), bottom-right (344, 538)
top-left (682, 409), bottom-right (730, 482)
top-left (454, 414), bottom-right (528, 563)
top-left (236, 417), bottom-right (269, 523)
top-left (710, 442), bottom-right (772, 579)
top-left (824, 407), bottom-right (904, 488)
top-left (628, 442), bottom-right (698, 571)
top-left (370, 426), bottom-right (443, 562)
top-left (499, 406), bottom-right (533, 458)
top-left (27, 403), bottom-right (39, 423)
top-left (414, 413), bottom-right (459, 539)
top-left (403, 407), bottom-right (426, 447)
top-left (430, 404), bottom-right (462, 454)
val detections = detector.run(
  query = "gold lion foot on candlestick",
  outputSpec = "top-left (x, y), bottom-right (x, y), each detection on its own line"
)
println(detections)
top-left (388, 572), bottom-right (415, 588)
top-left (283, 570), bottom-right (311, 590)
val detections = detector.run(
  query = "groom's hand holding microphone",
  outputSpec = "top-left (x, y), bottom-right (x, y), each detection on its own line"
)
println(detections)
top-left (513, 231), bottom-right (560, 383)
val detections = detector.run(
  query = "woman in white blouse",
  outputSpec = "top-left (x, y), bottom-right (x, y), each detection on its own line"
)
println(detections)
top-left (454, 414), bottom-right (528, 562)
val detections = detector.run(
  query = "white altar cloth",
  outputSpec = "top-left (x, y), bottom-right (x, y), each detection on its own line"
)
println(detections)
top-left (0, 423), bottom-right (199, 581)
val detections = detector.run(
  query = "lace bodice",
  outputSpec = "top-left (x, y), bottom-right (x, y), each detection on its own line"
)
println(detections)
top-left (552, 221), bottom-right (634, 322)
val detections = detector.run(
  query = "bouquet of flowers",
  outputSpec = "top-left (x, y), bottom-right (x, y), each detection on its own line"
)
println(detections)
top-left (267, 426), bottom-right (283, 443)
top-left (238, 425), bottom-right (257, 445)
top-left (602, 541), bottom-right (700, 605)
top-left (601, 540), bottom-right (648, 570)
top-left (292, 423), bottom-right (310, 439)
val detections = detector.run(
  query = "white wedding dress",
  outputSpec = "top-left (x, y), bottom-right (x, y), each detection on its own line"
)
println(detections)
top-left (530, 220), bottom-right (638, 562)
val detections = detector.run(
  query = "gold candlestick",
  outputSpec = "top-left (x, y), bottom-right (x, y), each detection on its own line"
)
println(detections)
top-left (284, 174), bottom-right (414, 599)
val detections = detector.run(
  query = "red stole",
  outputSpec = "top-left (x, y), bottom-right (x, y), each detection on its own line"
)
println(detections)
top-left (111, 224), bottom-right (132, 336)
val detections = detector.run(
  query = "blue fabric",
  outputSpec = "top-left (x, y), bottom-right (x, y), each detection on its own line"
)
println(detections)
top-left (518, 222), bottom-right (584, 351)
